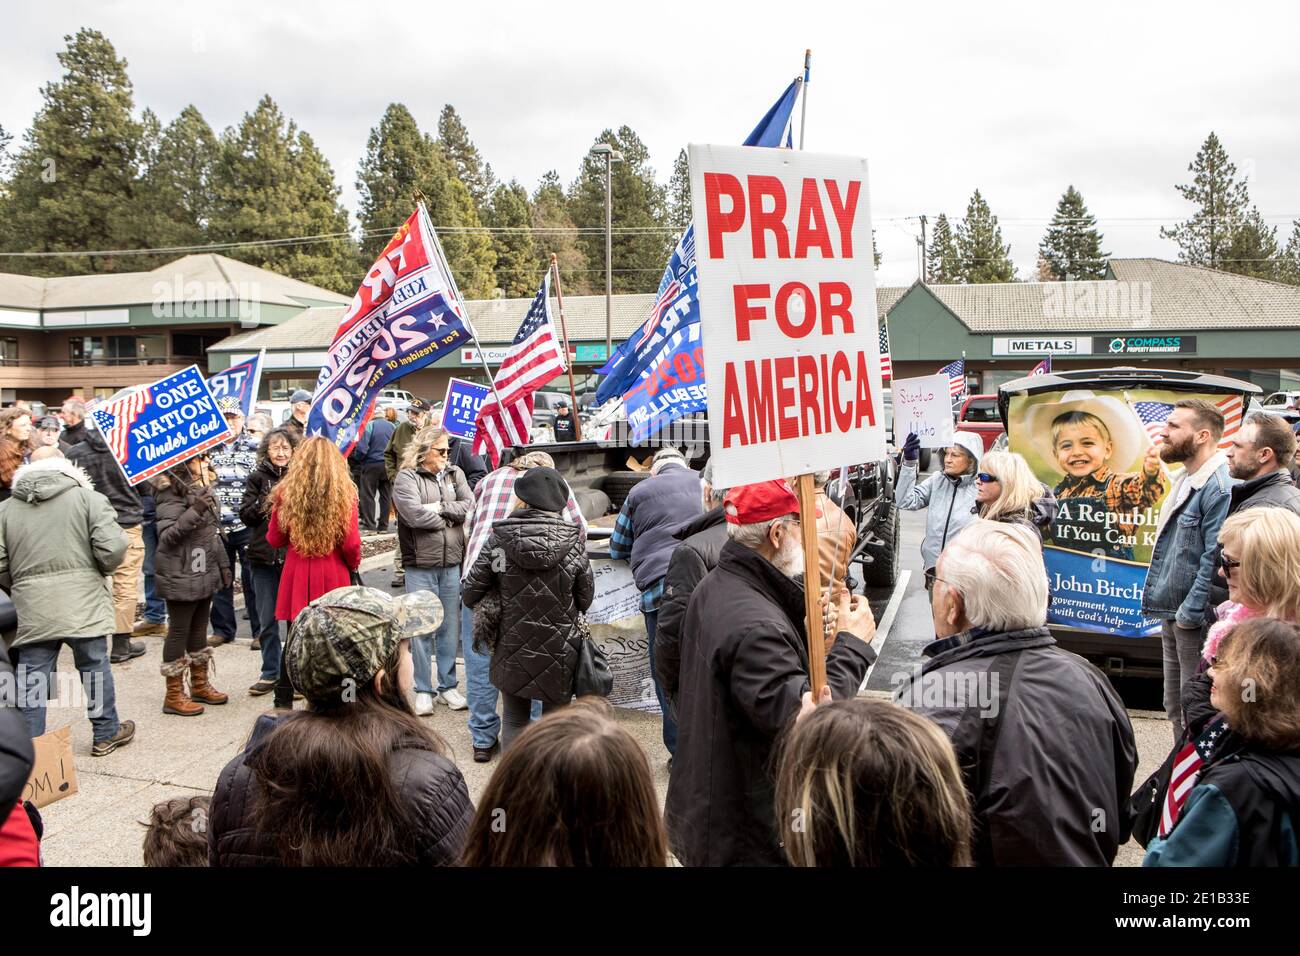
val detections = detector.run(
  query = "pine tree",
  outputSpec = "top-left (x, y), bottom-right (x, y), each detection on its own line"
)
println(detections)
top-left (0, 29), bottom-right (148, 275)
top-left (209, 96), bottom-right (358, 294)
top-left (926, 213), bottom-right (960, 283)
top-left (668, 148), bottom-right (692, 233)
top-left (437, 105), bottom-right (493, 213)
top-left (0, 123), bottom-right (13, 181)
top-left (355, 103), bottom-right (496, 297)
top-left (1220, 207), bottom-right (1283, 280)
top-left (1038, 185), bottom-right (1107, 280)
top-left (1282, 221), bottom-right (1300, 285)
top-left (957, 190), bottom-right (1015, 283)
top-left (135, 105), bottom-right (219, 259)
top-left (1160, 132), bottom-right (1250, 270)
top-left (486, 181), bottom-right (538, 297)
top-left (568, 127), bottom-right (672, 294)
top-left (532, 169), bottom-right (590, 294)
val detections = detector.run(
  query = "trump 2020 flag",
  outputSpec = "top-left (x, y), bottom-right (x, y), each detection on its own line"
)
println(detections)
top-left (307, 206), bottom-right (473, 454)
top-left (600, 73), bottom-right (805, 442)
top-left (207, 349), bottom-right (264, 417)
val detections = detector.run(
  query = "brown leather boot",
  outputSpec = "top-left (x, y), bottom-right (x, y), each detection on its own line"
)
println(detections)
top-left (162, 658), bottom-right (203, 716)
top-left (188, 648), bottom-right (228, 705)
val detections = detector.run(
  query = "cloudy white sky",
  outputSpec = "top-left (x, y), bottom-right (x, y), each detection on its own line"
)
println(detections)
top-left (4, 0), bottom-right (1299, 287)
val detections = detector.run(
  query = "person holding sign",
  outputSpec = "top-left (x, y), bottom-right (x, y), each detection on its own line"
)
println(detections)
top-left (664, 481), bottom-right (877, 867)
top-left (896, 431), bottom-right (985, 587)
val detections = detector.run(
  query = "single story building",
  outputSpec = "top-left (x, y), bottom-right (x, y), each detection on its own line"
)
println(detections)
top-left (0, 254), bottom-right (348, 405)
top-left (880, 258), bottom-right (1300, 395)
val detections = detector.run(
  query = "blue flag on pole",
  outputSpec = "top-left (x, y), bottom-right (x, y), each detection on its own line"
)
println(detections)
top-left (598, 72), bottom-right (805, 439)
top-left (207, 350), bottom-right (264, 417)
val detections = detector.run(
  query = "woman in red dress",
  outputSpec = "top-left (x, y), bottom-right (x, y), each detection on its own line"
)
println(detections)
top-left (266, 437), bottom-right (362, 708)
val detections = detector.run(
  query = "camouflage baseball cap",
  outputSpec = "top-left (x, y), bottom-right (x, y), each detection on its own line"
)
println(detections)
top-left (285, 586), bottom-right (444, 705)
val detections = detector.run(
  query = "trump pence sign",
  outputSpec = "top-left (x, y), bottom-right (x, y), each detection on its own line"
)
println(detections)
top-left (688, 145), bottom-right (885, 489)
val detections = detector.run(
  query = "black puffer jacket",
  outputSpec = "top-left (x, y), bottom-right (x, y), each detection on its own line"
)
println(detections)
top-left (208, 713), bottom-right (474, 867)
top-left (0, 657), bottom-right (35, 818)
top-left (895, 625), bottom-right (1138, 866)
top-left (654, 505), bottom-right (728, 713)
top-left (239, 458), bottom-right (289, 566)
top-left (66, 430), bottom-right (144, 527)
top-left (154, 471), bottom-right (230, 602)
top-left (462, 508), bottom-right (594, 704)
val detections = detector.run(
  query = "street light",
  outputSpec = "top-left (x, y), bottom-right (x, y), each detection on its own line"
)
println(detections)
top-left (590, 143), bottom-right (623, 359)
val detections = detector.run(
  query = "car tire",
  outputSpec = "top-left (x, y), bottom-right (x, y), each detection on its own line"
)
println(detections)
top-left (600, 471), bottom-right (651, 511)
top-left (861, 500), bottom-right (900, 589)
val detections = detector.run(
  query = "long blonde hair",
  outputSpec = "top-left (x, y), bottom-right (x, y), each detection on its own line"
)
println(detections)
top-left (270, 437), bottom-right (357, 557)
top-left (400, 425), bottom-right (450, 472)
top-left (1218, 508), bottom-right (1300, 622)
top-left (977, 450), bottom-right (1041, 522)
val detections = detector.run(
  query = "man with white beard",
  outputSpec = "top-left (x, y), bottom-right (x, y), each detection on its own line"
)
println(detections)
top-left (664, 480), bottom-right (877, 866)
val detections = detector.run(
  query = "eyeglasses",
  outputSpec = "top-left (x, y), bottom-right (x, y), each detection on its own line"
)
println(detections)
top-left (976, 473), bottom-right (1000, 484)
top-left (429, 446), bottom-right (449, 456)
top-left (1221, 555), bottom-right (1241, 575)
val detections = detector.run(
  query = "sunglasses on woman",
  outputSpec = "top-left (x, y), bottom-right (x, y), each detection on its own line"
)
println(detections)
top-left (976, 472), bottom-right (1000, 484)
top-left (1221, 555), bottom-right (1241, 575)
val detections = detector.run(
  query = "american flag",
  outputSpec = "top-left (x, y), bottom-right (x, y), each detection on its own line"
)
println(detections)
top-left (1160, 716), bottom-right (1227, 838)
top-left (938, 358), bottom-right (966, 399)
top-left (637, 277), bottom-right (682, 349)
top-left (90, 388), bottom-right (152, 462)
top-left (472, 273), bottom-right (567, 468)
top-left (1130, 395), bottom-right (1245, 450)
top-left (1030, 356), bottom-right (1052, 376)
top-left (878, 321), bottom-right (892, 380)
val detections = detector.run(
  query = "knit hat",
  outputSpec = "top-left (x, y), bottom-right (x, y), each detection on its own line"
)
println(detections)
top-left (286, 587), bottom-right (443, 706)
top-left (513, 466), bottom-right (570, 512)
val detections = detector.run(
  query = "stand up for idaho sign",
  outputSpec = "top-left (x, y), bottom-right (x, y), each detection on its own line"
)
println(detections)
top-left (88, 365), bottom-right (232, 485)
top-left (688, 144), bottom-right (886, 490)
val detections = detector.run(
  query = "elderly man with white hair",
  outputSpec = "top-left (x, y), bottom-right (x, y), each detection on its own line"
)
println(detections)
top-left (665, 480), bottom-right (877, 867)
top-left (894, 519), bottom-right (1138, 866)
top-left (608, 446), bottom-right (703, 758)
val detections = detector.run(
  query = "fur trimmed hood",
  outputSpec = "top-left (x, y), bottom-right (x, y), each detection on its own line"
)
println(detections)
top-left (9, 455), bottom-right (95, 503)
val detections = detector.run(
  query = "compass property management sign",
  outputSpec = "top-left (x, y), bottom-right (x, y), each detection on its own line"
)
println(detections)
top-left (1096, 335), bottom-right (1197, 356)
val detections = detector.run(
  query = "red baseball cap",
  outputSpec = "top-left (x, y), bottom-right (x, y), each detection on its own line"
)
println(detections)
top-left (723, 480), bottom-right (820, 525)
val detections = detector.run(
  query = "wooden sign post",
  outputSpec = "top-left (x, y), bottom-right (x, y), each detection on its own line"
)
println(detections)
top-left (797, 473), bottom-right (827, 697)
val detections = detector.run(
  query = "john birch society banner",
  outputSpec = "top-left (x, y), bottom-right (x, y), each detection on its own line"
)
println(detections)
top-left (1006, 386), bottom-right (1243, 637)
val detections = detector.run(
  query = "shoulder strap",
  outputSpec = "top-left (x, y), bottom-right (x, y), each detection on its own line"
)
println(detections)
top-left (965, 649), bottom-right (1024, 864)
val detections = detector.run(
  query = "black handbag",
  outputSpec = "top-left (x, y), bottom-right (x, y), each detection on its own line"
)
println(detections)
top-left (1128, 743), bottom-right (1179, 849)
top-left (571, 617), bottom-right (613, 698)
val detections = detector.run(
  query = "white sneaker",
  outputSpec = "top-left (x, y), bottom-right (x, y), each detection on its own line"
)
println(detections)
top-left (439, 688), bottom-right (468, 711)
top-left (414, 692), bottom-right (435, 716)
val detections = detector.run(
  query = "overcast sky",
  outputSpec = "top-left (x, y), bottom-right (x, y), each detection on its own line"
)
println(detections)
top-left (4, 0), bottom-right (1299, 287)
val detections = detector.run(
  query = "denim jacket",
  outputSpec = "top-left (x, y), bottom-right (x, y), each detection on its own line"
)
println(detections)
top-left (1141, 458), bottom-right (1235, 628)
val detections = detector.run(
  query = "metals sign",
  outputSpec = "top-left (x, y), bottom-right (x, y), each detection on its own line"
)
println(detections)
top-left (991, 336), bottom-right (1091, 356)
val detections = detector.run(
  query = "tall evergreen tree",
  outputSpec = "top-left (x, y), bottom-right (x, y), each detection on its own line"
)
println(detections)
top-left (1220, 206), bottom-right (1283, 280)
top-left (667, 148), bottom-right (691, 233)
top-left (354, 103), bottom-right (496, 297)
top-left (437, 105), bottom-right (494, 213)
top-left (0, 123), bottom-right (13, 181)
top-left (1283, 221), bottom-right (1300, 286)
top-left (568, 127), bottom-right (672, 294)
top-left (532, 169), bottom-right (590, 294)
top-left (1160, 132), bottom-right (1250, 271)
top-left (1038, 185), bottom-right (1107, 280)
top-left (486, 181), bottom-right (538, 297)
top-left (136, 105), bottom-right (219, 258)
top-left (957, 189), bottom-right (1015, 283)
top-left (926, 213), bottom-right (960, 283)
top-left (0, 29), bottom-right (148, 274)
top-left (209, 96), bottom-right (357, 294)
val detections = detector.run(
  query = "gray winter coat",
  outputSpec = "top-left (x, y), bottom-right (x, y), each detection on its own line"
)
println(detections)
top-left (896, 468), bottom-right (979, 570)
top-left (0, 457), bottom-right (127, 648)
top-left (154, 472), bottom-right (230, 603)
top-left (393, 465), bottom-right (473, 569)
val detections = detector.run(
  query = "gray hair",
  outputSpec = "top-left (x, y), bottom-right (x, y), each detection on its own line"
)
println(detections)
top-left (937, 520), bottom-right (1048, 632)
top-left (812, 470), bottom-right (833, 488)
top-left (61, 399), bottom-right (86, 421)
top-left (700, 459), bottom-right (728, 506)
top-left (727, 516), bottom-right (790, 551)
top-left (401, 425), bottom-right (451, 472)
top-left (246, 412), bottom-right (273, 433)
top-left (651, 447), bottom-right (686, 475)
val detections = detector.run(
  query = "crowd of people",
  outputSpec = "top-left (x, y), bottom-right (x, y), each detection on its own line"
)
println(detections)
top-left (1, 393), bottom-right (1299, 868)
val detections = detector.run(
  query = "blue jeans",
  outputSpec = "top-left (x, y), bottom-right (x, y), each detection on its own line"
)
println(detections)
top-left (252, 563), bottom-right (285, 682)
top-left (141, 520), bottom-right (167, 624)
top-left (211, 526), bottom-right (259, 640)
top-left (15, 638), bottom-right (120, 742)
top-left (462, 601), bottom-right (500, 749)
top-left (405, 565), bottom-right (461, 695)
top-left (644, 608), bottom-right (677, 756)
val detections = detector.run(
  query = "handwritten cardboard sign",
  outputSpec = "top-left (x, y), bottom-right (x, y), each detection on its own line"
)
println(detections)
top-left (891, 373), bottom-right (955, 449)
top-left (23, 725), bottom-right (79, 810)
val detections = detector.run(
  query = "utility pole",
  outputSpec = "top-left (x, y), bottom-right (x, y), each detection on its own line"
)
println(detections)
top-left (590, 143), bottom-right (623, 359)
top-left (919, 214), bottom-right (929, 283)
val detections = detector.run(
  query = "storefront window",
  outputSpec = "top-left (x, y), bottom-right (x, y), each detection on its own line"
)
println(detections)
top-left (0, 338), bottom-right (18, 365)
top-left (269, 378), bottom-right (319, 400)
top-left (68, 335), bottom-right (167, 365)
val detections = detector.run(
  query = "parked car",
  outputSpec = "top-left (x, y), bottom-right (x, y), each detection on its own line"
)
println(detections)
top-left (253, 401), bottom-right (294, 426)
top-left (956, 393), bottom-right (1005, 452)
top-left (374, 388), bottom-right (416, 411)
top-left (1260, 389), bottom-right (1300, 410)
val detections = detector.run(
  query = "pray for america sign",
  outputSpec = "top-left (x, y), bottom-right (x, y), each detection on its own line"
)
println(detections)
top-left (688, 145), bottom-right (885, 489)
